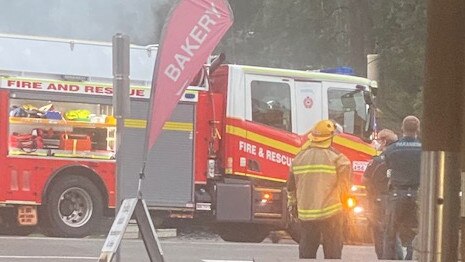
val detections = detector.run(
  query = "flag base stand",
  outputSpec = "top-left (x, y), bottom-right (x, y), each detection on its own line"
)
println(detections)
top-left (98, 197), bottom-right (165, 262)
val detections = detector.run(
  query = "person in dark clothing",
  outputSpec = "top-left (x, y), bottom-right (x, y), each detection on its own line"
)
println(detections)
top-left (363, 129), bottom-right (401, 259)
top-left (382, 116), bottom-right (421, 260)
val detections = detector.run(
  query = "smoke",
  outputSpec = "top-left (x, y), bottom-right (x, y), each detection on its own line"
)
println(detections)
top-left (0, 0), bottom-right (173, 45)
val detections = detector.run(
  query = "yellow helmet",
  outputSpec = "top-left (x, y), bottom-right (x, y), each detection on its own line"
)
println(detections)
top-left (308, 120), bottom-right (336, 142)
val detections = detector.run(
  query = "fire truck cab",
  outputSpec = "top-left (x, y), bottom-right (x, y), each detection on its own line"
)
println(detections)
top-left (201, 65), bottom-right (377, 242)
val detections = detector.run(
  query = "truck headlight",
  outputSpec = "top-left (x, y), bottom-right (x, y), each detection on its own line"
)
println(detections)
top-left (353, 206), bottom-right (364, 214)
top-left (346, 196), bottom-right (357, 208)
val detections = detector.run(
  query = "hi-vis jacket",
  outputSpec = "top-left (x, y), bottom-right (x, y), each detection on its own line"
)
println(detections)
top-left (287, 145), bottom-right (351, 221)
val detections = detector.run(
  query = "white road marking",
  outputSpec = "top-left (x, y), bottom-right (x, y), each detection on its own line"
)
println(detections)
top-left (163, 241), bottom-right (294, 247)
top-left (202, 260), bottom-right (253, 262)
top-left (0, 236), bottom-right (297, 247)
top-left (0, 236), bottom-right (92, 241)
top-left (0, 255), bottom-right (96, 260)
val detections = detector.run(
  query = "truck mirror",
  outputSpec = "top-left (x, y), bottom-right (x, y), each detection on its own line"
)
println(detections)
top-left (362, 106), bottom-right (376, 142)
top-left (363, 91), bottom-right (374, 105)
top-left (341, 93), bottom-right (356, 110)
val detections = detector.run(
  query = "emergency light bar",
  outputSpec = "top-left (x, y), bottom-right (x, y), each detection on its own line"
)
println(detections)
top-left (318, 66), bottom-right (355, 76)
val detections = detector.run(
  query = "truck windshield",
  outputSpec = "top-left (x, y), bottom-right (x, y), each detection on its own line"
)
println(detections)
top-left (328, 88), bottom-right (368, 139)
top-left (251, 80), bottom-right (292, 132)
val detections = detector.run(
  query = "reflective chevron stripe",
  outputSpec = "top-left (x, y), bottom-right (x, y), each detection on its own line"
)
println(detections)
top-left (292, 164), bottom-right (336, 175)
top-left (298, 203), bottom-right (342, 219)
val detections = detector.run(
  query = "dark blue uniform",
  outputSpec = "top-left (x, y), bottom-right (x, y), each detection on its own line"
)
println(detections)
top-left (382, 137), bottom-right (421, 260)
top-left (364, 155), bottom-right (389, 258)
top-left (364, 154), bottom-right (402, 259)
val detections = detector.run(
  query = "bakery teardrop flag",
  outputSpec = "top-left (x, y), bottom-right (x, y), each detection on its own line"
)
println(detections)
top-left (145, 0), bottom-right (233, 155)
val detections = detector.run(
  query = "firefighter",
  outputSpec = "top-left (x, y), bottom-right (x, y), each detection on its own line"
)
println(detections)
top-left (362, 129), bottom-right (402, 259)
top-left (287, 120), bottom-right (351, 259)
top-left (382, 116), bottom-right (421, 260)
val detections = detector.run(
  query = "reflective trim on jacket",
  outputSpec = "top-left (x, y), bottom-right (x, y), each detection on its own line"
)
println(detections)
top-left (298, 202), bottom-right (343, 219)
top-left (287, 145), bottom-right (351, 221)
top-left (292, 164), bottom-right (336, 175)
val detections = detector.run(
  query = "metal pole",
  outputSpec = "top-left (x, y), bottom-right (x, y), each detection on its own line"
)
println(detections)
top-left (366, 54), bottom-right (379, 81)
top-left (418, 152), bottom-right (461, 261)
top-left (461, 171), bottom-right (465, 260)
top-left (419, 0), bottom-right (465, 261)
top-left (112, 33), bottom-right (130, 262)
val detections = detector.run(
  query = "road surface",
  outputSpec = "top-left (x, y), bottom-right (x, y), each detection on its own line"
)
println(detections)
top-left (0, 235), bottom-right (392, 262)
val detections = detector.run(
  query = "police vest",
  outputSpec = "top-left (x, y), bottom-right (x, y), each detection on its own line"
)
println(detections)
top-left (384, 137), bottom-right (421, 188)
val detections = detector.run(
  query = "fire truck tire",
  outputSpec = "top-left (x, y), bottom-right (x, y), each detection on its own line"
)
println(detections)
top-left (217, 223), bottom-right (269, 243)
top-left (42, 175), bottom-right (103, 238)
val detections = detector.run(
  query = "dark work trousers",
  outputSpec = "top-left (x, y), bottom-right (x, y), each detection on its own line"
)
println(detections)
top-left (299, 212), bottom-right (343, 259)
top-left (383, 189), bottom-right (418, 260)
top-left (370, 195), bottom-right (403, 259)
top-left (370, 195), bottom-right (388, 259)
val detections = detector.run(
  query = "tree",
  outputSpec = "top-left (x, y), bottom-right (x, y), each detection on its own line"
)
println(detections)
top-left (156, 0), bottom-right (426, 131)
top-left (218, 0), bottom-right (426, 131)
top-left (370, 0), bottom-right (426, 130)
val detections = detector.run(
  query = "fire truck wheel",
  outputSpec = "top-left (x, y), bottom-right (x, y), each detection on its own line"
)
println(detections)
top-left (42, 175), bottom-right (103, 238)
top-left (217, 223), bottom-right (269, 243)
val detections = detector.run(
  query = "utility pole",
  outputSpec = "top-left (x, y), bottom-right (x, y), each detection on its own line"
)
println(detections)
top-left (418, 0), bottom-right (465, 261)
top-left (367, 54), bottom-right (379, 82)
top-left (112, 33), bottom-right (130, 262)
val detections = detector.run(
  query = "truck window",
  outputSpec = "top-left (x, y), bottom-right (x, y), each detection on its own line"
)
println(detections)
top-left (327, 88), bottom-right (367, 137)
top-left (8, 98), bottom-right (115, 159)
top-left (251, 80), bottom-right (292, 132)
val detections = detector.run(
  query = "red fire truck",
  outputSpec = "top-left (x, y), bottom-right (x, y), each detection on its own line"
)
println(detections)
top-left (0, 34), bottom-right (377, 241)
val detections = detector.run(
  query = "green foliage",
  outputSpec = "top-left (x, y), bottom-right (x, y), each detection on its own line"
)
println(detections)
top-left (218, 0), bottom-right (354, 69)
top-left (156, 0), bottom-right (426, 131)
top-left (215, 0), bottom-right (426, 131)
top-left (369, 0), bottom-right (426, 130)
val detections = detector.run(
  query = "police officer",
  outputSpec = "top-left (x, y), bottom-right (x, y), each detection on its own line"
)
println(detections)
top-left (287, 120), bottom-right (351, 259)
top-left (382, 116), bottom-right (421, 260)
top-left (362, 129), bottom-right (401, 259)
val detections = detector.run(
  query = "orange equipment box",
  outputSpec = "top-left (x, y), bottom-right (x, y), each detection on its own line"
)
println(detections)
top-left (60, 134), bottom-right (92, 152)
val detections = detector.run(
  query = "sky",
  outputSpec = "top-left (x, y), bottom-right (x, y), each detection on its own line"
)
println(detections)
top-left (0, 0), bottom-right (171, 45)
